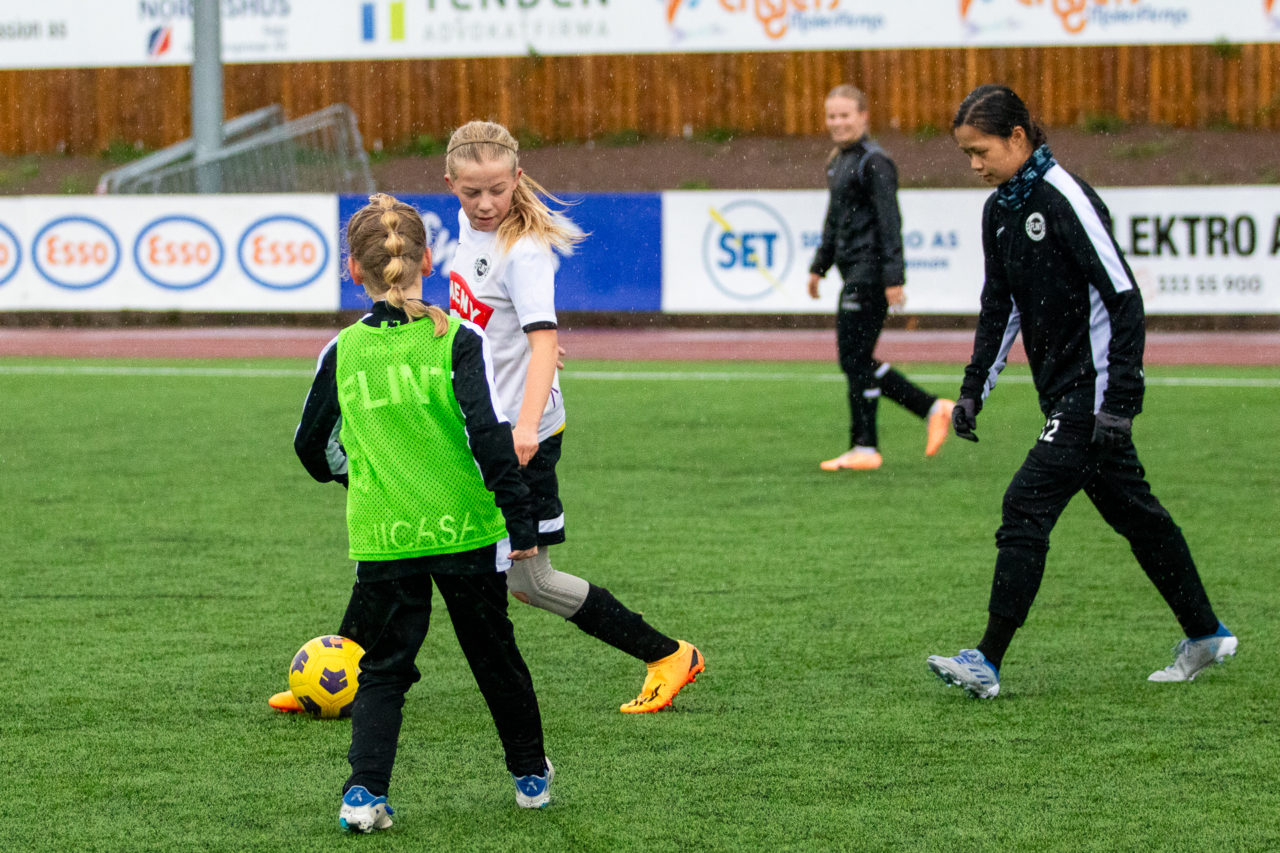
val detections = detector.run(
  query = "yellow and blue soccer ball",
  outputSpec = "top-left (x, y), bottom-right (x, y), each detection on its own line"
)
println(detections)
top-left (288, 635), bottom-right (364, 718)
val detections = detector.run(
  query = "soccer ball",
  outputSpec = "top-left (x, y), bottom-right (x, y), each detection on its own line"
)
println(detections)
top-left (288, 634), bottom-right (364, 718)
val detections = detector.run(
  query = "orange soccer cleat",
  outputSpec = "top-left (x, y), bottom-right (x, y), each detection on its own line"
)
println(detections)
top-left (268, 690), bottom-right (304, 713)
top-left (620, 641), bottom-right (705, 713)
top-left (819, 448), bottom-right (883, 471)
top-left (926, 399), bottom-right (955, 457)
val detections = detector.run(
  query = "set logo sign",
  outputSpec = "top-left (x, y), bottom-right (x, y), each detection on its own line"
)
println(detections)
top-left (0, 222), bottom-right (19, 287)
top-left (701, 200), bottom-right (794, 301)
top-left (134, 215), bottom-right (224, 290)
top-left (237, 214), bottom-right (328, 290)
top-left (32, 215), bottom-right (121, 289)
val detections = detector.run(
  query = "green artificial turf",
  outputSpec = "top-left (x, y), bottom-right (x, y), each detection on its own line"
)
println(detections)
top-left (2, 357), bottom-right (1276, 852)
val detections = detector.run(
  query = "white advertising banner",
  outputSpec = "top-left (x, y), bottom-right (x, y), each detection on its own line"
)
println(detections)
top-left (0, 195), bottom-right (339, 312)
top-left (660, 186), bottom-right (1280, 315)
top-left (661, 189), bottom-right (987, 315)
top-left (1107, 186), bottom-right (1280, 315)
top-left (0, 1), bottom-right (1277, 69)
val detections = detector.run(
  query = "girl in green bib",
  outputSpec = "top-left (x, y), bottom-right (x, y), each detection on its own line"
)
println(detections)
top-left (294, 193), bottom-right (554, 830)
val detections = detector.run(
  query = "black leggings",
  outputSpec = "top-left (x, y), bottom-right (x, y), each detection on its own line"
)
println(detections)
top-left (989, 413), bottom-right (1218, 637)
top-left (835, 286), bottom-right (935, 448)
top-left (342, 570), bottom-right (545, 797)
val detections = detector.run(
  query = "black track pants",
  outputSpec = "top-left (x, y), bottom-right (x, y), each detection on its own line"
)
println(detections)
top-left (343, 570), bottom-right (545, 798)
top-left (988, 413), bottom-right (1219, 637)
top-left (835, 286), bottom-right (935, 448)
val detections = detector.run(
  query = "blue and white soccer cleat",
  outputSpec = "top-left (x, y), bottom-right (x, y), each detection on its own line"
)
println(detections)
top-left (1148, 622), bottom-right (1237, 682)
top-left (339, 785), bottom-right (394, 833)
top-left (927, 648), bottom-right (1001, 699)
top-left (513, 759), bottom-right (554, 809)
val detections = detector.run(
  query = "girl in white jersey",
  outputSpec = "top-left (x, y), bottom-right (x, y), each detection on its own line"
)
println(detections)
top-left (444, 120), bottom-right (704, 714)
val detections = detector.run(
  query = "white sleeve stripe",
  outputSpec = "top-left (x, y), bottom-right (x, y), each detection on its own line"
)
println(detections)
top-left (313, 333), bottom-right (339, 375)
top-left (458, 318), bottom-right (510, 424)
top-left (1044, 165), bottom-right (1133, 294)
top-left (293, 333), bottom-right (341, 445)
top-left (982, 305), bottom-right (1021, 402)
top-left (1088, 284), bottom-right (1113, 414)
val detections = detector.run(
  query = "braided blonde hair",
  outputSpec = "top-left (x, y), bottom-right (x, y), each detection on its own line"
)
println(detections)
top-left (346, 193), bottom-right (448, 335)
top-left (445, 120), bottom-right (584, 254)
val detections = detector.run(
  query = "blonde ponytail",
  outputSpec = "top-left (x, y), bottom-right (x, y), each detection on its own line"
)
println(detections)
top-left (346, 192), bottom-right (448, 336)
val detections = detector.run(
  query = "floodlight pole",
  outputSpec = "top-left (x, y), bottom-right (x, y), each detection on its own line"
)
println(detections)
top-left (192, 0), bottom-right (224, 193)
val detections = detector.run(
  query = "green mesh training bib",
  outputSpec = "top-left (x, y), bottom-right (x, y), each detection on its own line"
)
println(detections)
top-left (336, 317), bottom-right (507, 561)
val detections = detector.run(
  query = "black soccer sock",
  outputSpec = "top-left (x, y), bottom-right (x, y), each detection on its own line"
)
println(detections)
top-left (567, 584), bottom-right (680, 663)
top-left (977, 612), bottom-right (1019, 671)
top-left (876, 363), bottom-right (936, 419)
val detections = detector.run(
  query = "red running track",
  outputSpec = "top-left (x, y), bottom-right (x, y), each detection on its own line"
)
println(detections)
top-left (1, 327), bottom-right (1278, 365)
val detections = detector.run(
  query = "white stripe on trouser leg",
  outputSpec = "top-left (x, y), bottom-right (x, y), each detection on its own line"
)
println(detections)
top-left (505, 548), bottom-right (589, 618)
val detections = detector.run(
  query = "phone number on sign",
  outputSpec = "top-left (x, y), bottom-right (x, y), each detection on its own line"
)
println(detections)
top-left (1156, 274), bottom-right (1263, 295)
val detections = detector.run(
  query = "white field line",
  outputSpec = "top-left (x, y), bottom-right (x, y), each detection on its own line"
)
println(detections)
top-left (1, 363), bottom-right (1277, 388)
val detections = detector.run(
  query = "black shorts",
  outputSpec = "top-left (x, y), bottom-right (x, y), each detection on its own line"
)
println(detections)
top-left (522, 430), bottom-right (566, 547)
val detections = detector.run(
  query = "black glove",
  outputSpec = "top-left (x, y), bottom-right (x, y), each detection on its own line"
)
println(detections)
top-left (1092, 411), bottom-right (1132, 450)
top-left (334, 473), bottom-right (349, 489)
top-left (952, 397), bottom-right (979, 443)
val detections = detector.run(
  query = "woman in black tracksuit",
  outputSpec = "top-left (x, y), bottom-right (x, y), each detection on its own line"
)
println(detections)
top-left (808, 85), bottom-right (953, 471)
top-left (927, 85), bottom-right (1236, 699)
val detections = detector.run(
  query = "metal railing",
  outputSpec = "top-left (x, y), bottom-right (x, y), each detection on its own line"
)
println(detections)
top-left (97, 104), bottom-right (375, 195)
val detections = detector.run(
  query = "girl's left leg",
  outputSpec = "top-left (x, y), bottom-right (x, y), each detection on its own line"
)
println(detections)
top-left (1084, 443), bottom-right (1220, 638)
top-left (434, 572), bottom-right (547, 778)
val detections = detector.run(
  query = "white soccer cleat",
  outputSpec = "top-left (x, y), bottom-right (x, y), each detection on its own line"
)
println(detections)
top-left (513, 759), bottom-right (554, 809)
top-left (1148, 623), bottom-right (1237, 682)
top-left (339, 785), bottom-right (394, 833)
top-left (927, 648), bottom-right (1000, 699)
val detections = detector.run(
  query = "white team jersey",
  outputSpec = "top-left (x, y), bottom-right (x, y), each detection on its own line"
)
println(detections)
top-left (447, 209), bottom-right (566, 441)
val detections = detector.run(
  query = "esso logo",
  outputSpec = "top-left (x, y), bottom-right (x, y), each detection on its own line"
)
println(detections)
top-left (237, 215), bottom-right (329, 290)
top-left (134, 215), bottom-right (224, 290)
top-left (701, 200), bottom-right (794, 301)
top-left (0, 222), bottom-right (19, 287)
top-left (32, 216), bottom-right (122, 289)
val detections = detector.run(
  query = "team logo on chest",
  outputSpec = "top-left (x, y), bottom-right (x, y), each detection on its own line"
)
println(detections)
top-left (1025, 212), bottom-right (1047, 242)
top-left (473, 253), bottom-right (492, 281)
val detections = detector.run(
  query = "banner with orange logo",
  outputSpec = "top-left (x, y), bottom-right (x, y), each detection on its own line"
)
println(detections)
top-left (1, 1), bottom-right (1278, 70)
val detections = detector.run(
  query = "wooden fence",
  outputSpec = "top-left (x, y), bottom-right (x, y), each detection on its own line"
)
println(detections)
top-left (1, 44), bottom-right (1276, 156)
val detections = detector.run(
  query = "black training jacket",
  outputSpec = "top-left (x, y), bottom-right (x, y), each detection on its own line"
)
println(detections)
top-left (294, 301), bottom-right (536, 553)
top-left (960, 165), bottom-right (1146, 420)
top-left (809, 136), bottom-right (905, 291)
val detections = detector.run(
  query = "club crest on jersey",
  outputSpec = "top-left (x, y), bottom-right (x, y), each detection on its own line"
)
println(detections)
top-left (449, 271), bottom-right (495, 328)
top-left (1025, 212), bottom-right (1047, 242)
top-left (473, 254), bottom-right (492, 281)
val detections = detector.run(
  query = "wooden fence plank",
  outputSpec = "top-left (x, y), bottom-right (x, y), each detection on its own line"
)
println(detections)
top-left (2, 46), bottom-right (1279, 155)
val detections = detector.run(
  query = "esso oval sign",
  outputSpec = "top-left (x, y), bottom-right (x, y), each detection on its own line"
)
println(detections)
top-left (33, 216), bottom-right (122, 289)
top-left (134, 215), bottom-right (224, 290)
top-left (0, 222), bottom-right (19, 287)
top-left (237, 215), bottom-right (329, 290)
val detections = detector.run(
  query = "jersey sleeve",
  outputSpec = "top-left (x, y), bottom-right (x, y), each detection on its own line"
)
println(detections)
top-left (960, 197), bottom-right (1021, 410)
top-left (1044, 172), bottom-right (1146, 417)
top-left (811, 193), bottom-right (837, 277)
top-left (506, 240), bottom-right (558, 331)
top-left (450, 322), bottom-right (537, 551)
top-left (294, 335), bottom-right (348, 485)
top-left (863, 153), bottom-right (906, 288)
